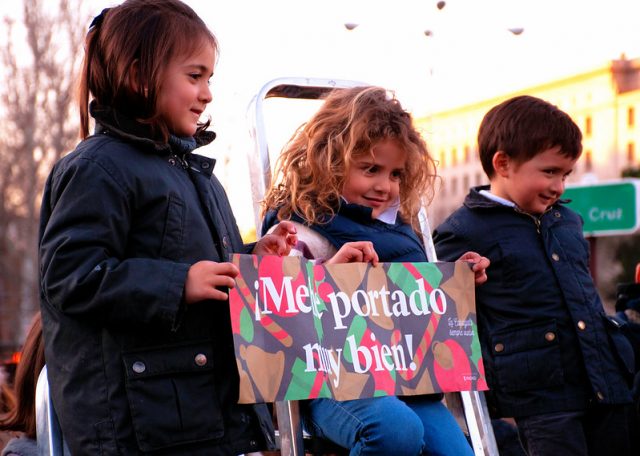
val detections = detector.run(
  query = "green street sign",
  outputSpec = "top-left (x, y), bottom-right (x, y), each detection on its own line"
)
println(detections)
top-left (563, 179), bottom-right (640, 236)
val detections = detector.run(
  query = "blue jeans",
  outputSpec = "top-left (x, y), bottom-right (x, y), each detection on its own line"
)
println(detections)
top-left (515, 405), bottom-right (631, 456)
top-left (302, 396), bottom-right (473, 456)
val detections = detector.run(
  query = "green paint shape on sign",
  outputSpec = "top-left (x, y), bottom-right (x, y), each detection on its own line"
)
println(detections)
top-left (285, 357), bottom-right (331, 400)
top-left (240, 307), bottom-right (254, 343)
top-left (388, 263), bottom-right (442, 294)
top-left (471, 321), bottom-right (482, 365)
top-left (563, 180), bottom-right (640, 236)
top-left (343, 315), bottom-right (367, 364)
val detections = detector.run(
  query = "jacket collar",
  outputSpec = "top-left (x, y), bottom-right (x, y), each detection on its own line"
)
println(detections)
top-left (318, 200), bottom-right (406, 227)
top-left (90, 101), bottom-right (216, 155)
top-left (463, 185), bottom-right (570, 212)
top-left (463, 185), bottom-right (501, 210)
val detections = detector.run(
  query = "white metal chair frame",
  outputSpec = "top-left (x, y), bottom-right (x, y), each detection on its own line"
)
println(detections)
top-left (246, 77), bottom-right (499, 456)
top-left (35, 366), bottom-right (71, 456)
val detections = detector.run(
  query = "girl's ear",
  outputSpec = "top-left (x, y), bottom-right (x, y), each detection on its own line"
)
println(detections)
top-left (128, 59), bottom-right (147, 95)
top-left (492, 151), bottom-right (511, 178)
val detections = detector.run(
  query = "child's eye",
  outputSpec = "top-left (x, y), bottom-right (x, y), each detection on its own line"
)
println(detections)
top-left (189, 73), bottom-right (202, 81)
top-left (391, 170), bottom-right (403, 181)
top-left (364, 165), bottom-right (378, 175)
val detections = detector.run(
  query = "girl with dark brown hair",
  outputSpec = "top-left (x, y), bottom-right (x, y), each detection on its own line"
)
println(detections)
top-left (38, 1), bottom-right (298, 454)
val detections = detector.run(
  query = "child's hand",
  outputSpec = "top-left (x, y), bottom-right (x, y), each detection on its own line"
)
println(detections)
top-left (254, 221), bottom-right (298, 256)
top-left (184, 260), bottom-right (239, 303)
top-left (326, 241), bottom-right (379, 266)
top-left (457, 251), bottom-right (490, 285)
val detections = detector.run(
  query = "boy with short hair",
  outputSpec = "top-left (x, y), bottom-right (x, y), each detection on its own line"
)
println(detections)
top-left (433, 95), bottom-right (634, 455)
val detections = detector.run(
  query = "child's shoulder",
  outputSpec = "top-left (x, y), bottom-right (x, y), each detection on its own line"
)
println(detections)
top-left (51, 133), bottom-right (158, 191)
top-left (60, 133), bottom-right (156, 170)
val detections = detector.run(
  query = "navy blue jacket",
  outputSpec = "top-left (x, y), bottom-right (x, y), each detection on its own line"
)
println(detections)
top-left (433, 186), bottom-right (634, 418)
top-left (39, 104), bottom-right (275, 455)
top-left (263, 203), bottom-right (427, 262)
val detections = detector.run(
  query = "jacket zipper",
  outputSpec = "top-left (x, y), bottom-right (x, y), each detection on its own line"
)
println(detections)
top-left (169, 154), bottom-right (189, 169)
top-left (514, 206), bottom-right (552, 234)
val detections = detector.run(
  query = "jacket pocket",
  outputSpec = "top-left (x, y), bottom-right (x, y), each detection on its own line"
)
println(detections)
top-left (602, 314), bottom-right (635, 382)
top-left (123, 341), bottom-right (224, 452)
top-left (491, 320), bottom-right (564, 393)
top-left (159, 194), bottom-right (185, 261)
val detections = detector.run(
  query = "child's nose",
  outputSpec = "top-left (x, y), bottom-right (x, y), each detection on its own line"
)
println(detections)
top-left (374, 176), bottom-right (391, 193)
top-left (551, 177), bottom-right (565, 195)
top-left (200, 84), bottom-right (212, 104)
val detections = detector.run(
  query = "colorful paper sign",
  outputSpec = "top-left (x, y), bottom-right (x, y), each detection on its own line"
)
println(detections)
top-left (229, 254), bottom-right (487, 404)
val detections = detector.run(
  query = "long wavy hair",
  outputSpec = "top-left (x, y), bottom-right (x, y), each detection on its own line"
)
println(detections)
top-left (262, 86), bottom-right (437, 228)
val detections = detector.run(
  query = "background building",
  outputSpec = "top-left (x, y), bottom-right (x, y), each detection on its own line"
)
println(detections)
top-left (416, 56), bottom-right (640, 307)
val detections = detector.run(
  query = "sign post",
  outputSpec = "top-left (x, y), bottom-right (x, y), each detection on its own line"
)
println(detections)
top-left (563, 179), bottom-right (640, 237)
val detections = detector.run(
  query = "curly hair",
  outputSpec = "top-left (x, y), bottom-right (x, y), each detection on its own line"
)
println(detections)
top-left (262, 86), bottom-right (436, 228)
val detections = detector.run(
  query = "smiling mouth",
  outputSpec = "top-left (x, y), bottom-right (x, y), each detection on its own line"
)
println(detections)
top-left (540, 195), bottom-right (556, 205)
top-left (363, 197), bottom-right (386, 206)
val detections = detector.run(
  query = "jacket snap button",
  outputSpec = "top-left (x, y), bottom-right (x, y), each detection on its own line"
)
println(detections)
top-left (168, 158), bottom-right (176, 166)
top-left (577, 321), bottom-right (586, 330)
top-left (596, 391), bottom-right (604, 401)
top-left (544, 331), bottom-right (556, 342)
top-left (195, 353), bottom-right (208, 366)
top-left (132, 361), bottom-right (146, 374)
top-left (222, 236), bottom-right (229, 249)
top-left (494, 343), bottom-right (504, 353)
top-left (201, 161), bottom-right (210, 169)
top-left (554, 211), bottom-right (561, 218)
top-left (551, 253), bottom-right (560, 261)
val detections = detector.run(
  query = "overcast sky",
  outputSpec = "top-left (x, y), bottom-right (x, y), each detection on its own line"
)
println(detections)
top-left (5, 0), bottom-right (640, 232)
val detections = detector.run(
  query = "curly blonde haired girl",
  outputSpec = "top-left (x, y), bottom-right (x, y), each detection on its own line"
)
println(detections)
top-left (262, 85), bottom-right (488, 456)
top-left (263, 85), bottom-right (436, 230)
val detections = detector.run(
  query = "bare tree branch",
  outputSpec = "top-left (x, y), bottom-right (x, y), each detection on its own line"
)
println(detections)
top-left (0, 0), bottom-right (89, 351)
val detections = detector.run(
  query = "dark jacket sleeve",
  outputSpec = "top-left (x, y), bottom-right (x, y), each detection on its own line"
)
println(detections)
top-left (433, 215), bottom-right (472, 262)
top-left (39, 155), bottom-right (188, 330)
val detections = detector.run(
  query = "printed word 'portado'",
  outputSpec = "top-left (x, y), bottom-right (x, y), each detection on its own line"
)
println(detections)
top-left (254, 276), bottom-right (448, 331)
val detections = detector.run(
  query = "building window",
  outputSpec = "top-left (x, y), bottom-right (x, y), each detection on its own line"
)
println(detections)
top-left (451, 177), bottom-right (458, 195)
top-left (476, 172), bottom-right (483, 186)
top-left (585, 116), bottom-right (592, 136)
top-left (628, 107), bottom-right (635, 128)
top-left (462, 174), bottom-right (470, 193)
top-left (439, 150), bottom-right (445, 168)
top-left (628, 142), bottom-right (635, 163)
top-left (451, 148), bottom-right (457, 166)
top-left (464, 145), bottom-right (470, 163)
top-left (584, 150), bottom-right (592, 171)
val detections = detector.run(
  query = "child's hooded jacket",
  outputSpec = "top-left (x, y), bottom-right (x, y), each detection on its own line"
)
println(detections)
top-left (39, 102), bottom-right (275, 455)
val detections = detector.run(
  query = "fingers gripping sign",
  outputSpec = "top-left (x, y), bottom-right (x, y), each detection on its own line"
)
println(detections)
top-left (184, 260), bottom-right (240, 303)
top-left (326, 241), bottom-right (379, 266)
top-left (254, 221), bottom-right (298, 256)
top-left (458, 251), bottom-right (490, 285)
